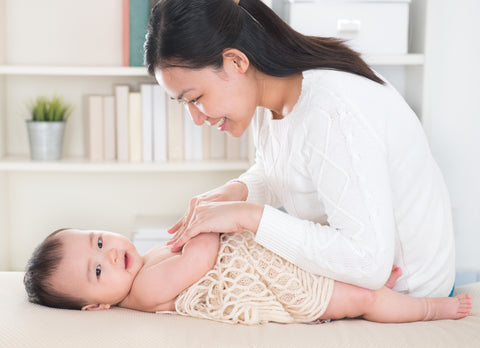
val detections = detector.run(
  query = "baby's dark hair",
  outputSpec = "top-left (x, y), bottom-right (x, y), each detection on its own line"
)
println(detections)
top-left (24, 228), bottom-right (86, 310)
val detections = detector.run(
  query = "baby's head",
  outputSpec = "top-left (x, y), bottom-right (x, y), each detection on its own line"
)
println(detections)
top-left (24, 228), bottom-right (143, 310)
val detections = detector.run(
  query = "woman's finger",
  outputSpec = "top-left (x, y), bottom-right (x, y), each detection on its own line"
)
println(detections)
top-left (167, 218), bottom-right (184, 234)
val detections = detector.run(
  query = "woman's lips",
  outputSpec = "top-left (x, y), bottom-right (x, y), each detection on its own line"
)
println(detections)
top-left (216, 117), bottom-right (226, 131)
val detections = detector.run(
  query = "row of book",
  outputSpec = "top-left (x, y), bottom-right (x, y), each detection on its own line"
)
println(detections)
top-left (86, 84), bottom-right (250, 162)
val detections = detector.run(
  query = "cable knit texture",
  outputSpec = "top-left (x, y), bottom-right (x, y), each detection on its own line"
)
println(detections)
top-left (175, 231), bottom-right (334, 324)
top-left (238, 69), bottom-right (455, 297)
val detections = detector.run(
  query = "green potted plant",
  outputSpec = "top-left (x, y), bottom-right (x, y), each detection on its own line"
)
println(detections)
top-left (26, 96), bottom-right (73, 161)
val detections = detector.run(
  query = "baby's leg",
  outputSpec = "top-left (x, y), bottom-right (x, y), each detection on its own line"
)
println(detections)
top-left (319, 281), bottom-right (472, 323)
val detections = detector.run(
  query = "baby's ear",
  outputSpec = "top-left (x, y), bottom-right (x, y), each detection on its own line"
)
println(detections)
top-left (81, 303), bottom-right (111, 311)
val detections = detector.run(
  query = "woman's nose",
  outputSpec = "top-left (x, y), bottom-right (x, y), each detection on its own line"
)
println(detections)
top-left (186, 104), bottom-right (207, 126)
top-left (107, 248), bottom-right (118, 265)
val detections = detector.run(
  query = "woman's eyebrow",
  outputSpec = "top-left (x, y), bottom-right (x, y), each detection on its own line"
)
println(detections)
top-left (176, 88), bottom-right (194, 100)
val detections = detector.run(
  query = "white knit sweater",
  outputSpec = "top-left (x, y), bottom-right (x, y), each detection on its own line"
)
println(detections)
top-left (238, 69), bottom-right (455, 297)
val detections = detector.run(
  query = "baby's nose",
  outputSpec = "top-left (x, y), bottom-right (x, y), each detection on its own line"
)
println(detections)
top-left (107, 248), bottom-right (118, 265)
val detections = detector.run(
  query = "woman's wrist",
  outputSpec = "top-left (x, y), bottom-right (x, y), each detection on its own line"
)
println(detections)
top-left (225, 180), bottom-right (248, 201)
top-left (240, 202), bottom-right (263, 234)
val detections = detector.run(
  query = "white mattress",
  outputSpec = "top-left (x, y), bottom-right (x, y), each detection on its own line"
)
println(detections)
top-left (1, 272), bottom-right (479, 347)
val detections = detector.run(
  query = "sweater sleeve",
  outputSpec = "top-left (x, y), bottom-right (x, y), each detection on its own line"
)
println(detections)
top-left (255, 106), bottom-right (396, 290)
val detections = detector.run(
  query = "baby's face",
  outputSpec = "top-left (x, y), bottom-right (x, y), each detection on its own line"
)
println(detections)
top-left (51, 229), bottom-right (143, 309)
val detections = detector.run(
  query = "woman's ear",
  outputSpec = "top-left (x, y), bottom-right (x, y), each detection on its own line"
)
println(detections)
top-left (222, 48), bottom-right (250, 74)
top-left (81, 303), bottom-right (111, 311)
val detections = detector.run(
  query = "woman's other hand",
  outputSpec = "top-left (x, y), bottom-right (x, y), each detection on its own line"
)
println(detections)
top-left (167, 181), bottom-right (248, 236)
top-left (167, 201), bottom-right (263, 252)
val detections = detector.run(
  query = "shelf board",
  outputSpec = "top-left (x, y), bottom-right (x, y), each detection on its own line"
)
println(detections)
top-left (0, 157), bottom-right (250, 173)
top-left (0, 54), bottom-right (425, 76)
top-left (0, 65), bottom-right (150, 76)
top-left (363, 53), bottom-right (424, 66)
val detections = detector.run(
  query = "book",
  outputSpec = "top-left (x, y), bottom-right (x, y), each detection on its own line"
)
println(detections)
top-left (129, 0), bottom-right (150, 66)
top-left (239, 127), bottom-right (250, 160)
top-left (87, 95), bottom-right (104, 161)
top-left (191, 123), bottom-right (203, 161)
top-left (166, 98), bottom-right (184, 161)
top-left (115, 85), bottom-right (130, 161)
top-left (141, 84), bottom-right (153, 162)
top-left (122, 0), bottom-right (130, 66)
top-left (226, 134), bottom-right (241, 160)
top-left (128, 92), bottom-right (143, 162)
top-left (183, 111), bottom-right (203, 161)
top-left (152, 85), bottom-right (167, 162)
top-left (202, 125), bottom-right (211, 160)
top-left (209, 128), bottom-right (226, 160)
top-left (103, 96), bottom-right (116, 161)
top-left (183, 111), bottom-right (193, 161)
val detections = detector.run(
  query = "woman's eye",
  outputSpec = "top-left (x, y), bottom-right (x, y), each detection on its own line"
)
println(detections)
top-left (96, 265), bottom-right (101, 278)
top-left (189, 97), bottom-right (200, 105)
top-left (97, 238), bottom-right (103, 249)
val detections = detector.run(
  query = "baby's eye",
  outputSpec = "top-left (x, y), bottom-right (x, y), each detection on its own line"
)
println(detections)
top-left (97, 237), bottom-right (103, 249)
top-left (96, 265), bottom-right (102, 278)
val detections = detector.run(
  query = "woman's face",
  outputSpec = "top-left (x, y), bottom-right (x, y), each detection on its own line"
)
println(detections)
top-left (155, 63), bottom-right (258, 138)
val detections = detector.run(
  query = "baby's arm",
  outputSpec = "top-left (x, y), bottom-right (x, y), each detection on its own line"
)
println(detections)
top-left (121, 233), bottom-right (220, 312)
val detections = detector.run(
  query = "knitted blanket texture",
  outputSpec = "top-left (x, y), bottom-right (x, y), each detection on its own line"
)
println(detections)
top-left (175, 231), bottom-right (334, 324)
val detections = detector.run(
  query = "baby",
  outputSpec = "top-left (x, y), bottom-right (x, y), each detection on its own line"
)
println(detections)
top-left (24, 228), bottom-right (472, 325)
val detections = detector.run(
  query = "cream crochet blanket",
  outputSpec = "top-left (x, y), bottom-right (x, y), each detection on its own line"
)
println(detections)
top-left (175, 231), bottom-right (334, 325)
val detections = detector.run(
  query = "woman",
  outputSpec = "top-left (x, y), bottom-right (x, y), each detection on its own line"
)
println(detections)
top-left (145, 0), bottom-right (455, 297)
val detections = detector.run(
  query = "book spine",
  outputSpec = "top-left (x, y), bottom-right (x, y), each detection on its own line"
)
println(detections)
top-left (87, 95), bottom-right (104, 161)
top-left (129, 92), bottom-right (143, 162)
top-left (141, 84), bottom-right (153, 162)
top-left (191, 123), bottom-right (203, 161)
top-left (166, 98), bottom-right (184, 161)
top-left (183, 111), bottom-right (193, 161)
top-left (152, 85), bottom-right (167, 162)
top-left (129, 0), bottom-right (150, 67)
top-left (115, 85), bottom-right (130, 162)
top-left (209, 128), bottom-right (226, 160)
top-left (202, 125), bottom-right (211, 160)
top-left (103, 96), bottom-right (116, 161)
top-left (122, 0), bottom-right (130, 66)
top-left (226, 134), bottom-right (241, 160)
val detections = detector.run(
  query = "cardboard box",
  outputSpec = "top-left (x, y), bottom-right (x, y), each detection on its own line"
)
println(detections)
top-left (279, 0), bottom-right (411, 55)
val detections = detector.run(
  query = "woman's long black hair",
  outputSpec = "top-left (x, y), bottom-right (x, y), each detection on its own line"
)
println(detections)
top-left (145, 0), bottom-right (383, 84)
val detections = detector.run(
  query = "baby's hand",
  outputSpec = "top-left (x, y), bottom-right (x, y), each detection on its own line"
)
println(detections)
top-left (168, 201), bottom-right (262, 252)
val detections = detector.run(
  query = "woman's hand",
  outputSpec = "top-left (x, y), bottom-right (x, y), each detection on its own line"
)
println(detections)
top-left (167, 181), bottom-right (248, 237)
top-left (167, 201), bottom-right (263, 252)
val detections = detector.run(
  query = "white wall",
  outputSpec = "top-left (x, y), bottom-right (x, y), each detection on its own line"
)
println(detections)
top-left (0, 0), bottom-right (8, 270)
top-left (423, 0), bottom-right (480, 271)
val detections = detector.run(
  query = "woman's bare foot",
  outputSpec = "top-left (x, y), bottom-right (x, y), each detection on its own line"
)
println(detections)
top-left (385, 265), bottom-right (402, 289)
top-left (424, 293), bottom-right (472, 321)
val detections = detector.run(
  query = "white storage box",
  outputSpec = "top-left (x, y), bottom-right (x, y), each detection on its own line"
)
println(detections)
top-left (132, 215), bottom-right (179, 254)
top-left (279, 0), bottom-right (411, 55)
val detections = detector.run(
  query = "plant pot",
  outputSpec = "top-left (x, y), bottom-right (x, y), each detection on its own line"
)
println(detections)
top-left (26, 121), bottom-right (66, 161)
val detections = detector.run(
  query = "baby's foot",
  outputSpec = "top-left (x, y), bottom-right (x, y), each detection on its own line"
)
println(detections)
top-left (427, 293), bottom-right (472, 320)
top-left (385, 265), bottom-right (402, 289)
